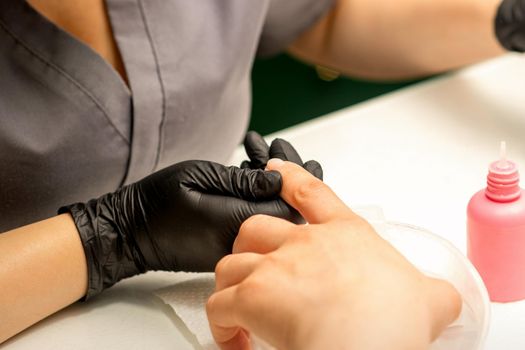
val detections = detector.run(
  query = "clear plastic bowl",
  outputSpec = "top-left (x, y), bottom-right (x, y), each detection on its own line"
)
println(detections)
top-left (373, 221), bottom-right (490, 350)
top-left (254, 206), bottom-right (491, 350)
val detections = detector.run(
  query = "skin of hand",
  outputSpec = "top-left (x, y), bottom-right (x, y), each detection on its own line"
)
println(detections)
top-left (290, 0), bottom-right (505, 80)
top-left (207, 159), bottom-right (462, 350)
top-left (0, 215), bottom-right (88, 344)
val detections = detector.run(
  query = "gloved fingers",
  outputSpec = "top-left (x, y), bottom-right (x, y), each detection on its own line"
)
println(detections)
top-left (190, 194), bottom-right (304, 270)
top-left (495, 0), bottom-right (525, 52)
top-left (269, 138), bottom-right (303, 165)
top-left (196, 191), bottom-right (304, 242)
top-left (243, 131), bottom-right (270, 169)
top-left (240, 160), bottom-right (252, 169)
top-left (187, 161), bottom-right (283, 201)
top-left (303, 160), bottom-right (323, 180)
top-left (205, 192), bottom-right (304, 229)
top-left (242, 199), bottom-right (304, 226)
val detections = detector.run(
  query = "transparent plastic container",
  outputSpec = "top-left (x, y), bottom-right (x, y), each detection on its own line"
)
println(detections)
top-left (253, 208), bottom-right (491, 350)
top-left (373, 221), bottom-right (490, 350)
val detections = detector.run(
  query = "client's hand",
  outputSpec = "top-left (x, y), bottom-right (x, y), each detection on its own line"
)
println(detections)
top-left (60, 161), bottom-right (302, 299)
top-left (207, 160), bottom-right (462, 350)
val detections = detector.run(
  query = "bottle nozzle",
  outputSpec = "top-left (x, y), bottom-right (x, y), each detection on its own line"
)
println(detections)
top-left (486, 141), bottom-right (520, 202)
top-left (498, 141), bottom-right (509, 169)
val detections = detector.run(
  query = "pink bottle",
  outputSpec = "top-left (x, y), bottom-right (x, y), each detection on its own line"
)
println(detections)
top-left (467, 142), bottom-right (525, 302)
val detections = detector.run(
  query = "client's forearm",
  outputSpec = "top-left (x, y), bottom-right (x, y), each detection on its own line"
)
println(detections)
top-left (0, 215), bottom-right (87, 343)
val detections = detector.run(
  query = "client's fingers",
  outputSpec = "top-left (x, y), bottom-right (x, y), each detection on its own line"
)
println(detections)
top-left (233, 214), bottom-right (297, 254)
top-left (207, 286), bottom-right (247, 350)
top-left (210, 327), bottom-right (250, 350)
top-left (425, 277), bottom-right (463, 341)
top-left (266, 159), bottom-right (352, 224)
top-left (215, 253), bottom-right (263, 291)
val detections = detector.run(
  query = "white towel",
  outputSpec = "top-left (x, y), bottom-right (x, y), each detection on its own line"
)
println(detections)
top-left (155, 272), bottom-right (273, 350)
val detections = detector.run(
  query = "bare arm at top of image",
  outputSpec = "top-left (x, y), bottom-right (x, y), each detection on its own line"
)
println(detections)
top-left (207, 159), bottom-right (463, 350)
top-left (289, 0), bottom-right (524, 80)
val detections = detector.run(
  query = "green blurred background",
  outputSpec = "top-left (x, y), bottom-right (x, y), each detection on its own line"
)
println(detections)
top-left (249, 54), bottom-right (421, 135)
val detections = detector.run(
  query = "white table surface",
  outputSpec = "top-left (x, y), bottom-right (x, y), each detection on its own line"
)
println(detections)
top-left (2, 54), bottom-right (525, 350)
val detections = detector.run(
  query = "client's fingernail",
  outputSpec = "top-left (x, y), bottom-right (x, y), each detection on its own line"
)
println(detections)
top-left (267, 158), bottom-right (285, 169)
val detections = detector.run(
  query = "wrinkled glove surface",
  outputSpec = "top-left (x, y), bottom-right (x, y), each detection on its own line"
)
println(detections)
top-left (241, 131), bottom-right (323, 180)
top-left (496, 0), bottom-right (525, 52)
top-left (60, 160), bottom-right (301, 299)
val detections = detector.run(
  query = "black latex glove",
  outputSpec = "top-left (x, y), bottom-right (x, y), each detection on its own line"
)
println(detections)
top-left (59, 161), bottom-right (301, 299)
top-left (240, 131), bottom-right (323, 180)
top-left (495, 0), bottom-right (525, 52)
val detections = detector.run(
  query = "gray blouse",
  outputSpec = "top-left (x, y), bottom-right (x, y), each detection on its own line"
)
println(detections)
top-left (0, 0), bottom-right (334, 232)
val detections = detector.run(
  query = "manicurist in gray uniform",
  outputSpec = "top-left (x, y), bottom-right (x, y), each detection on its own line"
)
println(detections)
top-left (1, 0), bottom-right (524, 347)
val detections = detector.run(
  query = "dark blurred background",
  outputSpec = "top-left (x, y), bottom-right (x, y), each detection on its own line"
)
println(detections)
top-left (249, 54), bottom-right (422, 135)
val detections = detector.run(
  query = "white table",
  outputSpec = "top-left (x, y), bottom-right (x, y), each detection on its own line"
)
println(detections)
top-left (3, 54), bottom-right (525, 350)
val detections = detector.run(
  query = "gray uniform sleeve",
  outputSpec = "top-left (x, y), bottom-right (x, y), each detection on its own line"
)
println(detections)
top-left (258, 0), bottom-right (336, 57)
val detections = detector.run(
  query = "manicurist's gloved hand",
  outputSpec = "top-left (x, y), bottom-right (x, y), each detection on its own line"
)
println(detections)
top-left (495, 0), bottom-right (525, 52)
top-left (59, 161), bottom-right (302, 299)
top-left (241, 131), bottom-right (323, 180)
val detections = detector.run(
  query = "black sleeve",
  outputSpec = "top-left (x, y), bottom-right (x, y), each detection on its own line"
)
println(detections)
top-left (258, 0), bottom-right (337, 57)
